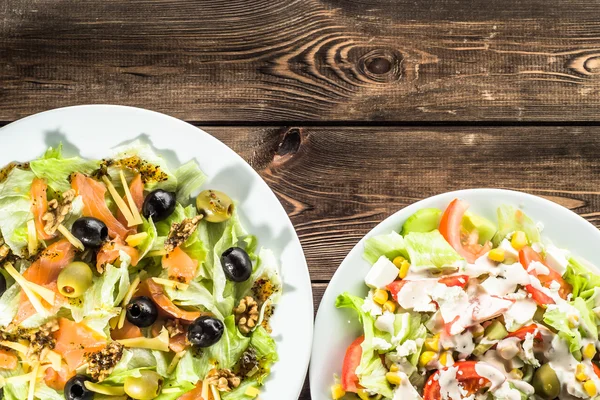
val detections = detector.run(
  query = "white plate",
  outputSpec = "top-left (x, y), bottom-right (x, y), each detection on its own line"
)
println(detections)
top-left (310, 188), bottom-right (600, 399)
top-left (0, 105), bottom-right (313, 400)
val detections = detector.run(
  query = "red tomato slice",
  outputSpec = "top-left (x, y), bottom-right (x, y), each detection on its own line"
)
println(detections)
top-left (341, 336), bottom-right (364, 393)
top-left (506, 324), bottom-right (543, 341)
top-left (519, 246), bottom-right (571, 304)
top-left (387, 280), bottom-right (408, 302)
top-left (439, 199), bottom-right (490, 263)
top-left (593, 363), bottom-right (600, 379)
top-left (423, 361), bottom-right (490, 400)
top-left (438, 275), bottom-right (469, 288)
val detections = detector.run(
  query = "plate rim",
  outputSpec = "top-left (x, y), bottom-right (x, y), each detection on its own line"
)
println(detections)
top-left (0, 104), bottom-right (314, 400)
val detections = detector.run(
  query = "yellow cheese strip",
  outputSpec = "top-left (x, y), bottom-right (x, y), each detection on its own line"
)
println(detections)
top-left (84, 381), bottom-right (126, 396)
top-left (166, 350), bottom-right (187, 375)
top-left (41, 348), bottom-right (62, 371)
top-left (210, 384), bottom-right (221, 400)
top-left (0, 340), bottom-right (29, 355)
top-left (102, 176), bottom-right (138, 227)
top-left (201, 381), bottom-right (209, 400)
top-left (120, 170), bottom-right (143, 225)
top-left (117, 274), bottom-right (142, 329)
top-left (152, 277), bottom-right (189, 292)
top-left (4, 262), bottom-right (51, 314)
top-left (5, 372), bottom-right (34, 385)
top-left (125, 232), bottom-right (148, 247)
top-left (27, 220), bottom-right (38, 256)
top-left (57, 224), bottom-right (85, 251)
top-left (117, 327), bottom-right (170, 352)
top-left (27, 363), bottom-right (39, 400)
top-left (245, 386), bottom-right (260, 398)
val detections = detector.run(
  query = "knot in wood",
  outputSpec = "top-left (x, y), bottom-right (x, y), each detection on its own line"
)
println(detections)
top-left (569, 52), bottom-right (600, 76)
top-left (357, 49), bottom-right (402, 83)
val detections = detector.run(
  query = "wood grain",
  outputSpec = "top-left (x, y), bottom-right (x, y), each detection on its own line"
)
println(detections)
top-left (3, 0), bottom-right (600, 121)
top-left (204, 126), bottom-right (600, 282)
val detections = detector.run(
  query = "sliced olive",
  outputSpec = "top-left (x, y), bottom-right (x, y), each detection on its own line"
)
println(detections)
top-left (64, 374), bottom-right (94, 400)
top-left (57, 262), bottom-right (93, 298)
top-left (196, 190), bottom-right (233, 223)
top-left (124, 370), bottom-right (163, 400)
top-left (126, 296), bottom-right (158, 328)
top-left (0, 273), bottom-right (6, 296)
top-left (221, 247), bottom-right (252, 282)
top-left (532, 364), bottom-right (560, 399)
top-left (71, 217), bottom-right (108, 248)
top-left (188, 316), bottom-right (224, 347)
top-left (142, 189), bottom-right (176, 222)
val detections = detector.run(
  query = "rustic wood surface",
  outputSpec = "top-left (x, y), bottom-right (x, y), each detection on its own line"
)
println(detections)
top-left (3, 0), bottom-right (600, 398)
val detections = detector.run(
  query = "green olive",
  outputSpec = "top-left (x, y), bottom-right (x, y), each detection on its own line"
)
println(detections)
top-left (532, 364), bottom-right (560, 399)
top-left (57, 262), bottom-right (93, 298)
top-left (196, 190), bottom-right (234, 223)
top-left (124, 370), bottom-right (163, 400)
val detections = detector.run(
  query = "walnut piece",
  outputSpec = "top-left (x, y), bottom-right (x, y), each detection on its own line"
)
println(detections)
top-left (24, 320), bottom-right (59, 357)
top-left (205, 368), bottom-right (241, 392)
top-left (0, 243), bottom-right (10, 262)
top-left (234, 296), bottom-right (259, 335)
top-left (165, 319), bottom-right (185, 338)
top-left (85, 341), bottom-right (124, 382)
top-left (41, 189), bottom-right (76, 235)
top-left (164, 215), bottom-right (203, 253)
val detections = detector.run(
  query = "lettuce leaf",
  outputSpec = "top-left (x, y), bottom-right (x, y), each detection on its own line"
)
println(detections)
top-left (222, 380), bottom-right (262, 400)
top-left (174, 160), bottom-right (206, 204)
top-left (104, 348), bottom-right (168, 384)
top-left (137, 216), bottom-right (157, 259)
top-left (363, 231), bottom-right (407, 265)
top-left (34, 383), bottom-right (65, 400)
top-left (0, 168), bottom-right (35, 253)
top-left (249, 326), bottom-right (278, 384)
top-left (154, 380), bottom-right (196, 400)
top-left (492, 205), bottom-right (541, 247)
top-left (0, 283), bottom-right (20, 327)
top-left (544, 305), bottom-right (583, 360)
top-left (564, 257), bottom-right (600, 298)
top-left (164, 280), bottom-right (223, 319)
top-left (0, 366), bottom-right (28, 400)
top-left (404, 230), bottom-right (463, 270)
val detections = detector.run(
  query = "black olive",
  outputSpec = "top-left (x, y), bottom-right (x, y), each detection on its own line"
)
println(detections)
top-left (64, 375), bottom-right (94, 400)
top-left (126, 296), bottom-right (158, 328)
top-left (142, 189), bottom-right (176, 222)
top-left (220, 247), bottom-right (252, 282)
top-left (71, 217), bottom-right (108, 248)
top-left (0, 273), bottom-right (5, 296)
top-left (187, 316), bottom-right (224, 347)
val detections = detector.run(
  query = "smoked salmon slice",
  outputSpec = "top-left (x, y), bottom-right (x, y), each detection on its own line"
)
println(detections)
top-left (44, 363), bottom-right (75, 391)
top-left (111, 319), bottom-right (143, 341)
top-left (71, 173), bottom-right (130, 239)
top-left (137, 279), bottom-right (203, 322)
top-left (13, 239), bottom-right (75, 325)
top-left (96, 237), bottom-right (140, 271)
top-left (0, 349), bottom-right (18, 370)
top-left (30, 178), bottom-right (55, 240)
top-left (162, 246), bottom-right (198, 284)
top-left (53, 318), bottom-right (106, 371)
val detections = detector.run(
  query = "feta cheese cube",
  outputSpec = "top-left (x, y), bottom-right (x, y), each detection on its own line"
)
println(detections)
top-left (498, 239), bottom-right (519, 261)
top-left (372, 337), bottom-right (393, 351)
top-left (365, 256), bottom-right (400, 289)
top-left (375, 311), bottom-right (395, 334)
top-left (545, 245), bottom-right (569, 276)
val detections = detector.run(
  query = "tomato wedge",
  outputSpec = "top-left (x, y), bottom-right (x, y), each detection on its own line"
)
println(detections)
top-left (439, 199), bottom-right (490, 263)
top-left (423, 361), bottom-right (490, 400)
top-left (506, 324), bottom-right (543, 341)
top-left (341, 336), bottom-right (364, 393)
top-left (519, 246), bottom-right (571, 305)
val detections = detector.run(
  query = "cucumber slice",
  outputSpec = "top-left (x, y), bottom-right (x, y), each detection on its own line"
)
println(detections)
top-left (400, 208), bottom-right (442, 235)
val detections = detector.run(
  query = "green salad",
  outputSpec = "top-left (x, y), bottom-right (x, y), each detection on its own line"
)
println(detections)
top-left (332, 198), bottom-right (600, 400)
top-left (0, 141), bottom-right (281, 400)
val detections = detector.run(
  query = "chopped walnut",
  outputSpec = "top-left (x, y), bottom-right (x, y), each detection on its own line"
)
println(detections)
top-left (22, 320), bottom-right (59, 357)
top-left (165, 319), bottom-right (185, 338)
top-left (0, 244), bottom-right (10, 262)
top-left (234, 296), bottom-right (259, 335)
top-left (205, 368), bottom-right (241, 392)
top-left (164, 215), bottom-right (203, 253)
top-left (41, 189), bottom-right (76, 235)
top-left (85, 341), bottom-right (124, 382)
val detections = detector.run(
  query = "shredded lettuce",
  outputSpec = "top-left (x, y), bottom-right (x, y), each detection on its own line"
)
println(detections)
top-left (137, 216), bottom-right (158, 259)
top-left (249, 326), bottom-right (278, 384)
top-left (0, 168), bottom-right (35, 253)
top-left (403, 230), bottom-right (463, 270)
top-left (492, 205), bottom-right (541, 247)
top-left (34, 383), bottom-right (65, 400)
top-left (164, 280), bottom-right (223, 319)
top-left (30, 150), bottom-right (100, 193)
top-left (363, 231), bottom-right (407, 265)
top-left (0, 283), bottom-right (20, 327)
top-left (544, 305), bottom-right (583, 360)
top-left (174, 160), bottom-right (206, 204)
top-left (0, 366), bottom-right (28, 400)
top-left (104, 348), bottom-right (168, 384)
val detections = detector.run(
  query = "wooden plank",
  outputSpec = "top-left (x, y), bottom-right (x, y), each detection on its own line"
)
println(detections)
top-left (3, 1), bottom-right (600, 121)
top-left (203, 126), bottom-right (600, 281)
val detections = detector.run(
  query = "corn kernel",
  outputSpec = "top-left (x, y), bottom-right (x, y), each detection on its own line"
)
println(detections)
top-left (584, 380), bottom-right (597, 397)
top-left (424, 336), bottom-right (440, 352)
top-left (419, 351), bottom-right (438, 368)
top-left (511, 231), bottom-right (527, 251)
top-left (373, 289), bottom-right (389, 305)
top-left (576, 364), bottom-right (589, 382)
top-left (568, 314), bottom-right (580, 329)
top-left (488, 248), bottom-right (505, 262)
top-left (392, 256), bottom-right (406, 268)
top-left (385, 372), bottom-right (402, 386)
top-left (510, 369), bottom-right (523, 380)
top-left (398, 260), bottom-right (410, 279)
top-left (439, 351), bottom-right (454, 367)
top-left (330, 384), bottom-right (345, 400)
top-left (245, 386), bottom-right (260, 398)
top-left (357, 389), bottom-right (371, 400)
top-left (382, 300), bottom-right (396, 313)
top-left (389, 364), bottom-right (399, 372)
top-left (583, 343), bottom-right (597, 360)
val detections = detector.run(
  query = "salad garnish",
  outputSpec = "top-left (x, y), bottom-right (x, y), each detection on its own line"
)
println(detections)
top-left (0, 141), bottom-right (281, 400)
top-left (332, 198), bottom-right (600, 400)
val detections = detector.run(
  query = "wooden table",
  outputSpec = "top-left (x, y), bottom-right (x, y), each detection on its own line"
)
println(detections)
top-left (2, 1), bottom-right (600, 398)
